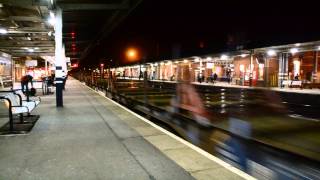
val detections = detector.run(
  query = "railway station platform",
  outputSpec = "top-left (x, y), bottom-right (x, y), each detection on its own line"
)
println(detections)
top-left (0, 77), bottom-right (253, 180)
top-left (118, 77), bottom-right (320, 95)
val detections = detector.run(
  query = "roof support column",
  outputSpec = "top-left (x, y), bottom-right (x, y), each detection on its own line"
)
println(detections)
top-left (55, 8), bottom-right (65, 107)
top-left (264, 56), bottom-right (269, 87)
top-left (249, 52), bottom-right (254, 87)
top-left (313, 51), bottom-right (318, 83)
top-left (278, 53), bottom-right (289, 88)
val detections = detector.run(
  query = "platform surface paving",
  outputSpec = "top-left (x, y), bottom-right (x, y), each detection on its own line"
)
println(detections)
top-left (0, 78), bottom-right (247, 180)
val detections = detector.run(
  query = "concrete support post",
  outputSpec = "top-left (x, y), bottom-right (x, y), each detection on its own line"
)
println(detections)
top-left (54, 8), bottom-right (64, 107)
top-left (264, 57), bottom-right (269, 87)
top-left (199, 58), bottom-right (203, 78)
top-left (249, 53), bottom-right (253, 86)
top-left (278, 53), bottom-right (289, 88)
top-left (159, 64), bottom-right (162, 80)
top-left (11, 56), bottom-right (15, 88)
top-left (45, 59), bottom-right (48, 76)
top-left (170, 62), bottom-right (173, 80)
top-left (313, 51), bottom-right (318, 83)
top-left (139, 63), bottom-right (141, 80)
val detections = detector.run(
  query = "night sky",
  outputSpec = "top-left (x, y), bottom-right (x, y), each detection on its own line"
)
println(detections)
top-left (84, 0), bottom-right (320, 66)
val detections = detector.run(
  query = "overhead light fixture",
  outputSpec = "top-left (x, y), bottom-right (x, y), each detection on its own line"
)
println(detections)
top-left (318, 46), bottom-right (320, 51)
top-left (50, 11), bottom-right (55, 18)
top-left (0, 28), bottom-right (8, 34)
top-left (48, 18), bottom-right (56, 26)
top-left (0, 3), bottom-right (3, 8)
top-left (220, 55), bottom-right (228, 60)
top-left (183, 59), bottom-right (188, 63)
top-left (240, 54), bottom-right (247, 58)
top-left (194, 58), bottom-right (200, 62)
top-left (34, 47), bottom-right (39, 50)
top-left (295, 43), bottom-right (301, 47)
top-left (27, 37), bottom-right (31, 40)
top-left (48, 31), bottom-right (52, 36)
top-left (48, 14), bottom-right (56, 26)
top-left (27, 48), bottom-right (34, 52)
top-left (290, 48), bottom-right (298, 54)
top-left (267, 50), bottom-right (276, 56)
top-left (206, 57), bottom-right (212, 61)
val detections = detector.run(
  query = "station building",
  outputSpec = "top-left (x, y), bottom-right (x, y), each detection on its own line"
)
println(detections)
top-left (113, 41), bottom-right (320, 89)
top-left (0, 51), bottom-right (63, 89)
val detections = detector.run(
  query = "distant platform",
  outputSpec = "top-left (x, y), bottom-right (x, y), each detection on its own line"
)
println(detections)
top-left (117, 77), bottom-right (320, 95)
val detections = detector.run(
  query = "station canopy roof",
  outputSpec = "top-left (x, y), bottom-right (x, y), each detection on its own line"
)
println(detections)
top-left (0, 0), bottom-right (142, 62)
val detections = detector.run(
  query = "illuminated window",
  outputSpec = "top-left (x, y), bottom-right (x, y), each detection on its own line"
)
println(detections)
top-left (258, 64), bottom-right (264, 80)
top-left (240, 64), bottom-right (245, 72)
top-left (293, 59), bottom-right (300, 77)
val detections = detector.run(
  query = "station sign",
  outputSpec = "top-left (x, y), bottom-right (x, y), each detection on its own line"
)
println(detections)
top-left (25, 60), bottom-right (38, 67)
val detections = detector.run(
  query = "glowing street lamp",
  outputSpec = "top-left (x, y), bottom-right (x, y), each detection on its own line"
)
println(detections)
top-left (126, 48), bottom-right (137, 60)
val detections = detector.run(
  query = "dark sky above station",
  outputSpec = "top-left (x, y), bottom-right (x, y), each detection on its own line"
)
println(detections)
top-left (83, 0), bottom-right (320, 66)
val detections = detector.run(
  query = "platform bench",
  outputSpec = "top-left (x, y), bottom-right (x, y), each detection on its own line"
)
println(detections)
top-left (0, 91), bottom-right (37, 131)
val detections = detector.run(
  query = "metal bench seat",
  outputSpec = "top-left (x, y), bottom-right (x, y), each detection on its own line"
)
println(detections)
top-left (14, 90), bottom-right (41, 106)
top-left (0, 91), bottom-right (40, 132)
top-left (4, 93), bottom-right (35, 114)
top-left (11, 106), bottom-right (30, 114)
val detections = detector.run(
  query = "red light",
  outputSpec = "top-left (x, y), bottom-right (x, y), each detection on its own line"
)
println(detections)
top-left (100, 63), bottom-right (104, 67)
top-left (72, 44), bottom-right (76, 47)
top-left (72, 47), bottom-right (76, 51)
top-left (71, 63), bottom-right (78, 68)
top-left (71, 32), bottom-right (75, 36)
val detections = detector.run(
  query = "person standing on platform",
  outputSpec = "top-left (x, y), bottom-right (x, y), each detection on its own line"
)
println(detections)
top-left (21, 73), bottom-right (33, 93)
top-left (197, 73), bottom-right (202, 83)
top-left (213, 73), bottom-right (218, 83)
top-left (226, 69), bottom-right (231, 83)
top-left (62, 70), bottom-right (68, 90)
